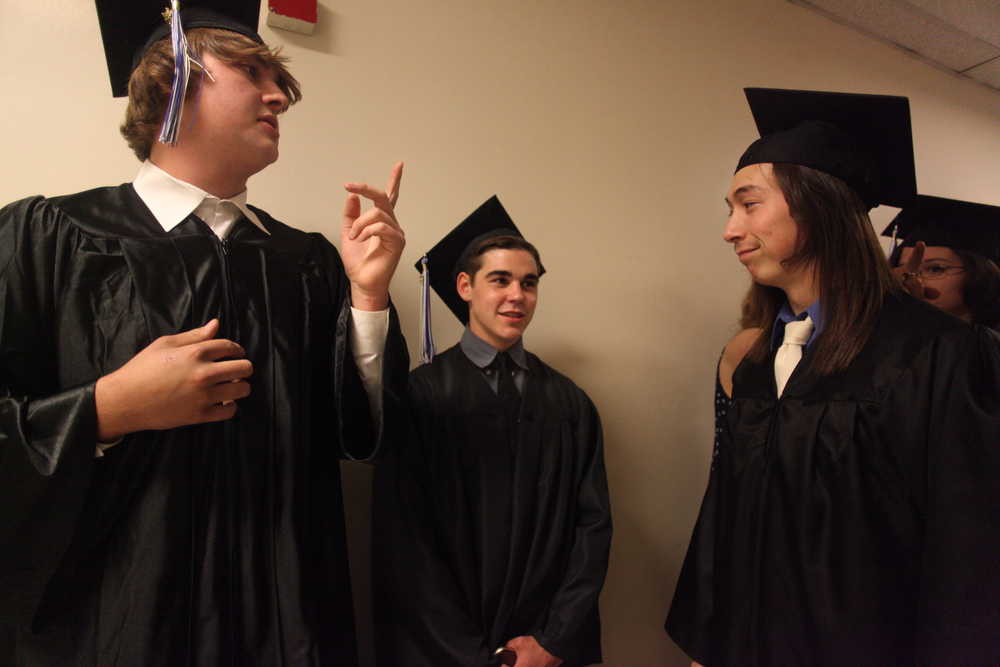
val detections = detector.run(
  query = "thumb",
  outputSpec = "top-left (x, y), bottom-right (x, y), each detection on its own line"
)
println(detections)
top-left (164, 318), bottom-right (219, 347)
top-left (342, 193), bottom-right (360, 236)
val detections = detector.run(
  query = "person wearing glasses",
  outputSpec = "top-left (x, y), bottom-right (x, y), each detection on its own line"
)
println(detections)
top-left (885, 195), bottom-right (1000, 331)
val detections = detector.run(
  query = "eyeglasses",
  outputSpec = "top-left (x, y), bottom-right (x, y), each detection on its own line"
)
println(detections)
top-left (912, 262), bottom-right (966, 281)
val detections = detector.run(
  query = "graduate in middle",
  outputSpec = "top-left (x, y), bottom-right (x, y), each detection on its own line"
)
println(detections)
top-left (372, 197), bottom-right (612, 667)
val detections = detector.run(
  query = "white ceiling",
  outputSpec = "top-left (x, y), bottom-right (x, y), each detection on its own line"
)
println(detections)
top-left (790, 0), bottom-right (1000, 91)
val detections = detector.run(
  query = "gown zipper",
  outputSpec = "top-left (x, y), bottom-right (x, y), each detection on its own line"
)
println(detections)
top-left (215, 233), bottom-right (240, 658)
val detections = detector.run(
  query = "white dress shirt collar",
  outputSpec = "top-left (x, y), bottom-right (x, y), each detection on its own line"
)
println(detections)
top-left (132, 160), bottom-right (269, 238)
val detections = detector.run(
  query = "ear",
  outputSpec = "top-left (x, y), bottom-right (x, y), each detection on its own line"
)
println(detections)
top-left (457, 272), bottom-right (473, 303)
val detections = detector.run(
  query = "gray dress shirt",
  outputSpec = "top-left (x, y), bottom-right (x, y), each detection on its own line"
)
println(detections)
top-left (459, 328), bottom-right (528, 395)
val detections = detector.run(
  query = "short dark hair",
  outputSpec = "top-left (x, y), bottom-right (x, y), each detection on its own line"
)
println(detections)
top-left (455, 235), bottom-right (545, 282)
top-left (744, 163), bottom-right (899, 376)
top-left (121, 28), bottom-right (302, 161)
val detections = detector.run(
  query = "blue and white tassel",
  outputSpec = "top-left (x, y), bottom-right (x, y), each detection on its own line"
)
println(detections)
top-left (158, 1), bottom-right (210, 145)
top-left (419, 255), bottom-right (435, 364)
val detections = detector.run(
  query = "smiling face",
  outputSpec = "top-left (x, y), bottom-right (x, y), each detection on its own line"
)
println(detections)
top-left (179, 51), bottom-right (289, 183)
top-left (458, 248), bottom-right (540, 351)
top-left (724, 163), bottom-right (813, 293)
top-left (899, 245), bottom-right (970, 321)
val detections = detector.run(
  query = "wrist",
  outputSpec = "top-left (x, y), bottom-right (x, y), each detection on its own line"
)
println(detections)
top-left (95, 373), bottom-right (129, 442)
top-left (350, 284), bottom-right (389, 311)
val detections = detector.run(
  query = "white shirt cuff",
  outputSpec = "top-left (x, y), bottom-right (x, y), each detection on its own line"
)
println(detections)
top-left (349, 306), bottom-right (389, 421)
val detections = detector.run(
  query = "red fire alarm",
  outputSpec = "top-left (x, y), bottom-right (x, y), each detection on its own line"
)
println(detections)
top-left (267, 0), bottom-right (318, 35)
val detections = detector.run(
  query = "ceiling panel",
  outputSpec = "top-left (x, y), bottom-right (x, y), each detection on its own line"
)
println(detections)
top-left (794, 0), bottom-right (999, 70)
top-left (965, 57), bottom-right (1000, 88)
top-left (791, 0), bottom-right (1000, 93)
top-left (905, 0), bottom-right (1000, 49)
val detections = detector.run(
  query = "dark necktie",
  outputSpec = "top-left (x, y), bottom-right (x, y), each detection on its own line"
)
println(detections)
top-left (494, 351), bottom-right (520, 402)
top-left (493, 352), bottom-right (521, 454)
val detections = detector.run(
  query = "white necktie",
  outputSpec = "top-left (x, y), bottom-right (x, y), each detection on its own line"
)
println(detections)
top-left (774, 316), bottom-right (814, 397)
top-left (194, 198), bottom-right (242, 239)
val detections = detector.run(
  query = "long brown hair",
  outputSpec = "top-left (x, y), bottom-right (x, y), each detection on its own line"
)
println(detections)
top-left (739, 285), bottom-right (768, 330)
top-left (745, 163), bottom-right (900, 375)
top-left (956, 250), bottom-right (1000, 330)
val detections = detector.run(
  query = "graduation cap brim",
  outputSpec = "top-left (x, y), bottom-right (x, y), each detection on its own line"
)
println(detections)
top-left (97, 1), bottom-right (263, 97)
top-left (736, 88), bottom-right (916, 208)
top-left (416, 196), bottom-right (542, 325)
top-left (882, 195), bottom-right (1000, 263)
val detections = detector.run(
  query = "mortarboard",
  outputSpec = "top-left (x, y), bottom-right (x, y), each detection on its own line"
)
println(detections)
top-left (882, 195), bottom-right (1000, 264)
top-left (415, 196), bottom-right (543, 363)
top-left (737, 88), bottom-right (917, 209)
top-left (97, 0), bottom-right (263, 98)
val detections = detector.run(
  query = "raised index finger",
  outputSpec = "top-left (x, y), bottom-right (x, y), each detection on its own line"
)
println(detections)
top-left (385, 161), bottom-right (403, 207)
top-left (343, 182), bottom-right (392, 213)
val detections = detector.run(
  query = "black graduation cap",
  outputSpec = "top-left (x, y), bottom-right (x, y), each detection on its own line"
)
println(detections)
top-left (882, 195), bottom-right (1000, 264)
top-left (97, 0), bottom-right (263, 97)
top-left (416, 195), bottom-right (544, 325)
top-left (736, 88), bottom-right (917, 209)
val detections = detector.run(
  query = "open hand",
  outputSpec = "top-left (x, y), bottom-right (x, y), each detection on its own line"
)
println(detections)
top-left (94, 319), bottom-right (252, 441)
top-left (341, 161), bottom-right (405, 311)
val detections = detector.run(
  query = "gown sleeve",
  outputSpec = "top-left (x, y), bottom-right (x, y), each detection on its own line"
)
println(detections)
top-left (535, 391), bottom-right (612, 664)
top-left (0, 197), bottom-right (100, 626)
top-left (314, 235), bottom-right (408, 462)
top-left (904, 324), bottom-right (1000, 663)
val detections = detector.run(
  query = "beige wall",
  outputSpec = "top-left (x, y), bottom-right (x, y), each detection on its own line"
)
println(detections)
top-left (3, 0), bottom-right (998, 664)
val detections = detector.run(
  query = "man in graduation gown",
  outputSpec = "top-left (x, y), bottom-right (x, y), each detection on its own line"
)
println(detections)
top-left (665, 89), bottom-right (1000, 665)
top-left (0, 3), bottom-right (408, 665)
top-left (372, 198), bottom-right (612, 667)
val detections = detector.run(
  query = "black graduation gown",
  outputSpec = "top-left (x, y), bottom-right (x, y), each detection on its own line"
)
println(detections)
top-left (371, 345), bottom-right (611, 667)
top-left (666, 294), bottom-right (1000, 666)
top-left (0, 185), bottom-right (408, 666)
